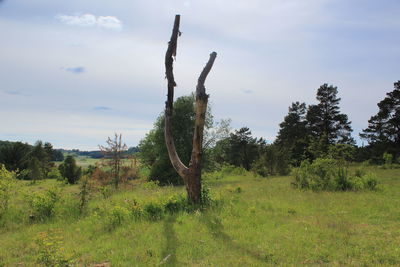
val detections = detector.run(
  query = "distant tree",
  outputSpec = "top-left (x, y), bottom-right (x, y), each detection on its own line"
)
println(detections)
top-left (99, 133), bottom-right (128, 188)
top-left (51, 150), bottom-right (65, 162)
top-left (252, 144), bottom-right (290, 177)
top-left (306, 84), bottom-right (354, 157)
top-left (59, 155), bottom-right (81, 184)
top-left (139, 95), bottom-right (201, 185)
top-left (360, 81), bottom-right (400, 160)
top-left (215, 127), bottom-right (261, 170)
top-left (275, 102), bottom-right (308, 166)
top-left (0, 141), bottom-right (31, 172)
top-left (28, 141), bottom-right (53, 179)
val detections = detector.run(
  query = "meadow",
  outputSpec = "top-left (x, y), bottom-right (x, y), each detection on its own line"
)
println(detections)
top-left (0, 166), bottom-right (399, 266)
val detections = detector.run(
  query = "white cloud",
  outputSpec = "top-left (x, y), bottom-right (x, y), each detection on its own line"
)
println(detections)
top-left (56, 14), bottom-right (122, 30)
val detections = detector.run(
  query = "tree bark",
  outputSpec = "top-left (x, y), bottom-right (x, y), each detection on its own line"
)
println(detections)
top-left (164, 14), bottom-right (217, 204)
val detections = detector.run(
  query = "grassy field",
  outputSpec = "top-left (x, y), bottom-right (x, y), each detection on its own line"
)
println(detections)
top-left (0, 167), bottom-right (399, 266)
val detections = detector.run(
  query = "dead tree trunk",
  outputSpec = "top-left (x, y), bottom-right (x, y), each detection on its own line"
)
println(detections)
top-left (164, 15), bottom-right (217, 204)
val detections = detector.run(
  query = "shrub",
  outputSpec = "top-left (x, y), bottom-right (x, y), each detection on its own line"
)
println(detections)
top-left (91, 167), bottom-right (110, 185)
top-left (35, 229), bottom-right (74, 266)
top-left (203, 164), bottom-right (248, 181)
top-left (292, 158), bottom-right (378, 191)
top-left (47, 167), bottom-right (63, 180)
top-left (78, 175), bottom-right (92, 214)
top-left (27, 188), bottom-right (60, 221)
top-left (105, 205), bottom-right (130, 230)
top-left (0, 165), bottom-right (15, 220)
top-left (164, 194), bottom-right (187, 213)
top-left (99, 185), bottom-right (112, 199)
top-left (144, 201), bottom-right (164, 220)
top-left (127, 198), bottom-right (144, 219)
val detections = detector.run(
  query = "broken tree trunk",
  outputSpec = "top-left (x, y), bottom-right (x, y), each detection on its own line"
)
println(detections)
top-left (164, 14), bottom-right (217, 204)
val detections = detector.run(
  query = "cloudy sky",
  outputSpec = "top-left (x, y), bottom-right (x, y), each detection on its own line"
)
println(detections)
top-left (0, 0), bottom-right (399, 150)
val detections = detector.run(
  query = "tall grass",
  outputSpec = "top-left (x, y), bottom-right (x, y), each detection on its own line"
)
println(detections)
top-left (0, 167), bottom-right (399, 266)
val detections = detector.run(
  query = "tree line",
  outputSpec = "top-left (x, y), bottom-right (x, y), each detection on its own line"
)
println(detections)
top-left (139, 81), bottom-right (400, 184)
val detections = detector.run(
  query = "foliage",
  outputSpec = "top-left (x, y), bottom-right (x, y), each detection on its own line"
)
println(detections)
top-left (0, 165), bottom-right (15, 220)
top-left (99, 185), bottom-right (112, 199)
top-left (26, 187), bottom-right (61, 221)
top-left (144, 201), bottom-right (165, 221)
top-left (35, 229), bottom-right (74, 266)
top-left (99, 133), bottom-right (128, 188)
top-left (0, 141), bottom-right (31, 173)
top-left (91, 166), bottom-right (109, 185)
top-left (203, 164), bottom-right (247, 180)
top-left (306, 84), bottom-right (354, 151)
top-left (291, 158), bottom-right (378, 191)
top-left (213, 127), bottom-right (262, 170)
top-left (327, 144), bottom-right (356, 162)
top-left (78, 175), bottom-right (92, 214)
top-left (251, 144), bottom-right (290, 177)
top-left (360, 81), bottom-right (400, 159)
top-left (59, 156), bottom-right (82, 184)
top-left (0, 167), bottom-right (399, 265)
top-left (104, 205), bottom-right (130, 231)
top-left (139, 95), bottom-right (212, 185)
top-left (47, 167), bottom-right (63, 180)
top-left (275, 102), bottom-right (308, 166)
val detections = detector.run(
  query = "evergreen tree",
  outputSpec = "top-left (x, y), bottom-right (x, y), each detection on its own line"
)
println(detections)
top-left (275, 102), bottom-right (308, 166)
top-left (306, 84), bottom-right (354, 157)
top-left (0, 141), bottom-right (31, 172)
top-left (360, 81), bottom-right (400, 159)
top-left (218, 127), bottom-right (261, 170)
top-left (59, 155), bottom-right (81, 184)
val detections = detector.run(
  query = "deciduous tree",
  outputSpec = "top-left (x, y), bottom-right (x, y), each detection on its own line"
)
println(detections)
top-left (99, 133), bottom-right (128, 188)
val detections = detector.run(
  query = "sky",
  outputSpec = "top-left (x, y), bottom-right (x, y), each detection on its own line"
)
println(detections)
top-left (0, 0), bottom-right (399, 150)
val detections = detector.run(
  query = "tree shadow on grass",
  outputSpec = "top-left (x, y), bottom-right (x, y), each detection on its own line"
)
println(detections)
top-left (160, 215), bottom-right (178, 266)
top-left (200, 213), bottom-right (275, 264)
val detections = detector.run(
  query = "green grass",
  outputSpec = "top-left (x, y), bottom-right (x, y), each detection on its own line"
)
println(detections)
top-left (0, 167), bottom-right (399, 266)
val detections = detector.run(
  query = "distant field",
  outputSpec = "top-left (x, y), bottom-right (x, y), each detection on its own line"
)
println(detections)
top-left (0, 167), bottom-right (399, 266)
top-left (57, 155), bottom-right (137, 168)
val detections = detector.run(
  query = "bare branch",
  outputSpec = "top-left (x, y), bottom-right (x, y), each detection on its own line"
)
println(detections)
top-left (164, 14), bottom-right (189, 178)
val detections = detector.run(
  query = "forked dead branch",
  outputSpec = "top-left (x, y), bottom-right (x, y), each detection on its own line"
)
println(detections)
top-left (164, 14), bottom-right (217, 204)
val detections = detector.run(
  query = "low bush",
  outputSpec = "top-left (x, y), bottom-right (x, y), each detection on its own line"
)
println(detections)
top-left (204, 164), bottom-right (247, 180)
top-left (144, 201), bottom-right (164, 221)
top-left (292, 158), bottom-right (378, 191)
top-left (0, 165), bottom-right (15, 221)
top-left (26, 187), bottom-right (60, 221)
top-left (35, 229), bottom-right (74, 266)
top-left (164, 194), bottom-right (187, 213)
top-left (104, 205), bottom-right (130, 231)
top-left (47, 167), bottom-right (63, 180)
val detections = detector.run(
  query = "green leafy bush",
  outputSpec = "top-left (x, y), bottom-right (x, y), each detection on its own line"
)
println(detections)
top-left (35, 229), bottom-right (74, 266)
top-left (204, 164), bottom-right (248, 180)
top-left (127, 198), bottom-right (144, 219)
top-left (105, 205), bottom-right (130, 230)
top-left (0, 165), bottom-right (15, 220)
top-left (292, 158), bottom-right (378, 191)
top-left (164, 194), bottom-right (187, 213)
top-left (26, 188), bottom-right (60, 221)
top-left (47, 167), bottom-right (63, 180)
top-left (144, 201), bottom-right (164, 220)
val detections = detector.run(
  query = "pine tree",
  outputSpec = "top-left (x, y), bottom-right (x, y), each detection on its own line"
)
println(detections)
top-left (360, 81), bottom-right (400, 159)
top-left (275, 102), bottom-right (308, 166)
top-left (306, 84), bottom-right (354, 157)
